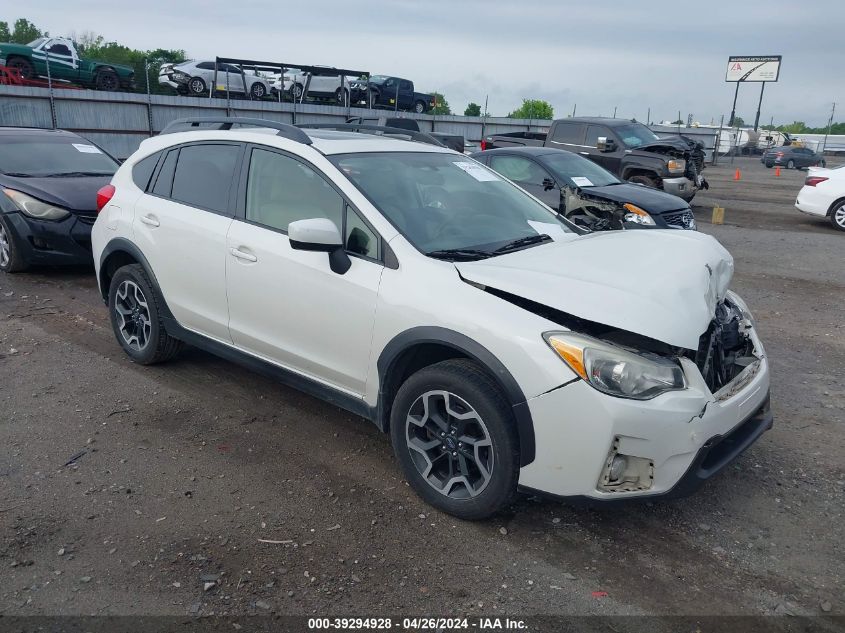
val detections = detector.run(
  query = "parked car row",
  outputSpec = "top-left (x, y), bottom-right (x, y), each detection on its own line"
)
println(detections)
top-left (158, 61), bottom-right (436, 113)
top-left (1, 118), bottom-right (773, 521)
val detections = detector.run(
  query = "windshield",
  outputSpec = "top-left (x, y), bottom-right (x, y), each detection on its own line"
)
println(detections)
top-left (27, 38), bottom-right (47, 47)
top-left (368, 75), bottom-right (388, 83)
top-left (615, 124), bottom-right (660, 148)
top-left (0, 138), bottom-right (119, 178)
top-left (541, 152), bottom-right (620, 187)
top-left (331, 152), bottom-right (574, 257)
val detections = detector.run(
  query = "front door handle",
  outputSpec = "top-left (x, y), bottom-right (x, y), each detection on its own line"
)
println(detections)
top-left (579, 151), bottom-right (590, 155)
top-left (230, 247), bottom-right (257, 263)
top-left (140, 215), bottom-right (160, 227)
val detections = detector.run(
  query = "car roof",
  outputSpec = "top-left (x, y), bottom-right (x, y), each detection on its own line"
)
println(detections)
top-left (471, 146), bottom-right (570, 159)
top-left (562, 117), bottom-right (641, 127)
top-left (139, 128), bottom-right (453, 157)
top-left (0, 127), bottom-right (83, 140)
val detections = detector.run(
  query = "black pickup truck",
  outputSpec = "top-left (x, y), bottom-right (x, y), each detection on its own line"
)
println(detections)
top-left (351, 75), bottom-right (435, 113)
top-left (484, 117), bottom-right (708, 201)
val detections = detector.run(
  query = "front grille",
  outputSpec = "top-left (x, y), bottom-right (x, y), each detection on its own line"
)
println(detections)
top-left (688, 300), bottom-right (753, 392)
top-left (662, 209), bottom-right (695, 229)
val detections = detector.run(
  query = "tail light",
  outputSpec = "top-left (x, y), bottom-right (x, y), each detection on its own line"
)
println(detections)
top-left (96, 184), bottom-right (115, 213)
top-left (480, 139), bottom-right (487, 151)
top-left (805, 176), bottom-right (828, 187)
top-left (775, 152), bottom-right (784, 157)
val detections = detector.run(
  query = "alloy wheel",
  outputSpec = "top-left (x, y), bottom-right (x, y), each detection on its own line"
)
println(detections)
top-left (405, 390), bottom-right (494, 499)
top-left (0, 223), bottom-right (10, 269)
top-left (834, 204), bottom-right (845, 229)
top-left (114, 280), bottom-right (152, 351)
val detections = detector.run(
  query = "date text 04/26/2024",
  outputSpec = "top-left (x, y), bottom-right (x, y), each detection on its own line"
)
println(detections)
top-left (307, 617), bottom-right (528, 630)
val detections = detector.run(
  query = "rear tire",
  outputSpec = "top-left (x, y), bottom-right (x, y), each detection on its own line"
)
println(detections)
top-left (627, 173), bottom-right (660, 189)
top-left (829, 199), bottom-right (845, 232)
top-left (414, 100), bottom-right (426, 114)
top-left (250, 82), bottom-right (267, 99)
top-left (390, 359), bottom-right (519, 520)
top-left (786, 159), bottom-right (795, 169)
top-left (6, 56), bottom-right (34, 80)
top-left (0, 216), bottom-right (29, 273)
top-left (108, 264), bottom-right (183, 365)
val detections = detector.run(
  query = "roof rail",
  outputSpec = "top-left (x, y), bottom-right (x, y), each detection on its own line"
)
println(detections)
top-left (297, 123), bottom-right (445, 148)
top-left (160, 117), bottom-right (312, 145)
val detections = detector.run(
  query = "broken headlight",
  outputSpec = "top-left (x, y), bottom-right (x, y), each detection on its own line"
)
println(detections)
top-left (622, 203), bottom-right (656, 226)
top-left (544, 332), bottom-right (686, 400)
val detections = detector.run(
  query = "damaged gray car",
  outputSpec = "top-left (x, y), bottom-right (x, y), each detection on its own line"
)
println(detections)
top-left (472, 147), bottom-right (697, 231)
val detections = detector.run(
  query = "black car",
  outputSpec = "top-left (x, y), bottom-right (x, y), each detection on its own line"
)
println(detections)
top-left (0, 128), bottom-right (119, 272)
top-left (471, 146), bottom-right (696, 231)
top-left (761, 145), bottom-right (826, 169)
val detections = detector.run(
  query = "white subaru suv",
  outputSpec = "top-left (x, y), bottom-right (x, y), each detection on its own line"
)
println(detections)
top-left (91, 117), bottom-right (772, 520)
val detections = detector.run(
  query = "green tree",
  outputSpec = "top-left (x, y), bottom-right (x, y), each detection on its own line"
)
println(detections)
top-left (732, 116), bottom-right (745, 127)
top-left (430, 92), bottom-right (451, 115)
top-left (10, 18), bottom-right (44, 43)
top-left (508, 99), bottom-right (553, 120)
top-left (779, 121), bottom-right (808, 134)
top-left (0, 22), bottom-right (11, 42)
top-left (464, 102), bottom-right (481, 117)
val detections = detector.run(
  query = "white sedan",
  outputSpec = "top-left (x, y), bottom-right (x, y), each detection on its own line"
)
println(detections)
top-left (795, 165), bottom-right (845, 231)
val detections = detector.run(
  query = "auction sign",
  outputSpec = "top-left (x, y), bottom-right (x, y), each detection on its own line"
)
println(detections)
top-left (725, 55), bottom-right (782, 82)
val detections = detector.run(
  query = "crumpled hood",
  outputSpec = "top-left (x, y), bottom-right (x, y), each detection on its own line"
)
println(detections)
top-left (455, 230), bottom-right (734, 349)
top-left (0, 174), bottom-right (112, 213)
top-left (583, 183), bottom-right (690, 214)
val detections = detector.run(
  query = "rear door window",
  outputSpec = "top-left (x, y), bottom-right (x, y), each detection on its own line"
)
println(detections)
top-left (170, 144), bottom-right (241, 214)
top-left (549, 123), bottom-right (586, 146)
top-left (489, 155), bottom-right (550, 186)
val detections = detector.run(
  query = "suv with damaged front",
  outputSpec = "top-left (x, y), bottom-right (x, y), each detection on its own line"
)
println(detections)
top-left (91, 117), bottom-right (770, 520)
top-left (484, 117), bottom-right (708, 202)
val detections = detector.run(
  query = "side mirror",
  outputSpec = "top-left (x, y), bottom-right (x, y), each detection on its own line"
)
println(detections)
top-left (288, 218), bottom-right (350, 274)
top-left (597, 137), bottom-right (616, 152)
top-left (542, 177), bottom-right (556, 191)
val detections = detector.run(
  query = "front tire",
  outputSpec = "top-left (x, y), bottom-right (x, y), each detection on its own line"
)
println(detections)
top-left (289, 82), bottom-right (304, 101)
top-left (108, 264), bottom-right (183, 364)
top-left (0, 216), bottom-right (29, 273)
top-left (250, 82), bottom-right (267, 99)
top-left (95, 69), bottom-right (120, 91)
top-left (786, 159), bottom-right (795, 169)
top-left (7, 57), bottom-right (34, 80)
top-left (829, 199), bottom-right (845, 232)
top-left (188, 76), bottom-right (207, 96)
top-left (390, 359), bottom-right (519, 520)
top-left (414, 100), bottom-right (426, 114)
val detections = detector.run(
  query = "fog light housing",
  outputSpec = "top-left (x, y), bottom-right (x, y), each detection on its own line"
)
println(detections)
top-left (599, 438), bottom-right (654, 492)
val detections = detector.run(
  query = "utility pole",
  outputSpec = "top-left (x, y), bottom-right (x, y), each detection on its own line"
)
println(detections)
top-left (823, 102), bottom-right (836, 153)
top-left (612, 106), bottom-right (617, 118)
top-left (571, 103), bottom-right (576, 117)
top-left (647, 107), bottom-right (650, 126)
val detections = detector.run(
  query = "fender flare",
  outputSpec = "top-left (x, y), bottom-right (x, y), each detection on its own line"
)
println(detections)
top-left (98, 237), bottom-right (174, 319)
top-left (377, 326), bottom-right (536, 467)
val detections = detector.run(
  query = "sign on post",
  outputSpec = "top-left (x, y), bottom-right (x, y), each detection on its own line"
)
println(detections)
top-left (725, 56), bottom-right (782, 82)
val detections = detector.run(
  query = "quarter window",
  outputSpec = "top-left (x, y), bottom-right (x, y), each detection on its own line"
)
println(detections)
top-left (151, 149), bottom-right (178, 197)
top-left (170, 144), bottom-right (240, 213)
top-left (345, 205), bottom-right (379, 259)
top-left (245, 148), bottom-right (343, 232)
top-left (132, 151), bottom-right (161, 191)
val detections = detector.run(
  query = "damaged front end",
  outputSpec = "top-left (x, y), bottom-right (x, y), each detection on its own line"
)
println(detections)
top-left (640, 135), bottom-right (709, 190)
top-left (560, 187), bottom-right (660, 231)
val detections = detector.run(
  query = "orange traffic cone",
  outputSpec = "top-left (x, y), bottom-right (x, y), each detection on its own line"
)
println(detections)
top-left (775, 166), bottom-right (781, 177)
top-left (734, 168), bottom-right (741, 181)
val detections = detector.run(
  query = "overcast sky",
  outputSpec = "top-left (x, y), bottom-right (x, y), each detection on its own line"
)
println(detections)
top-left (9, 1), bottom-right (843, 126)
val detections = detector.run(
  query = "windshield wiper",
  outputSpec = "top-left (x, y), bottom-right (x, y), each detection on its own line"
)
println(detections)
top-left (425, 248), bottom-right (492, 261)
top-left (43, 171), bottom-right (114, 177)
top-left (493, 234), bottom-right (552, 254)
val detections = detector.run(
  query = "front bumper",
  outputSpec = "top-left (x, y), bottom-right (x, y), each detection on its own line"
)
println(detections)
top-left (3, 211), bottom-right (96, 266)
top-left (662, 176), bottom-right (699, 201)
top-left (518, 328), bottom-right (771, 500)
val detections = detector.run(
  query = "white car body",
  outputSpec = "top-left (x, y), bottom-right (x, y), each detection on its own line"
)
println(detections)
top-left (795, 165), bottom-right (845, 231)
top-left (91, 121), bottom-right (771, 518)
top-left (158, 61), bottom-right (269, 97)
top-left (272, 68), bottom-right (350, 101)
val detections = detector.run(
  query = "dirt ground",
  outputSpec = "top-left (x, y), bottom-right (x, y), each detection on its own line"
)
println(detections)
top-left (1, 157), bottom-right (843, 623)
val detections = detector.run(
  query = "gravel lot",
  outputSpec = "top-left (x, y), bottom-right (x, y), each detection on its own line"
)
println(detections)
top-left (1, 157), bottom-right (843, 623)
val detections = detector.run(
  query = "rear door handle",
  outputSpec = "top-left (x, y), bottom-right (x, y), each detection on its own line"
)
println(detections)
top-left (230, 247), bottom-right (257, 263)
top-left (140, 215), bottom-right (160, 227)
